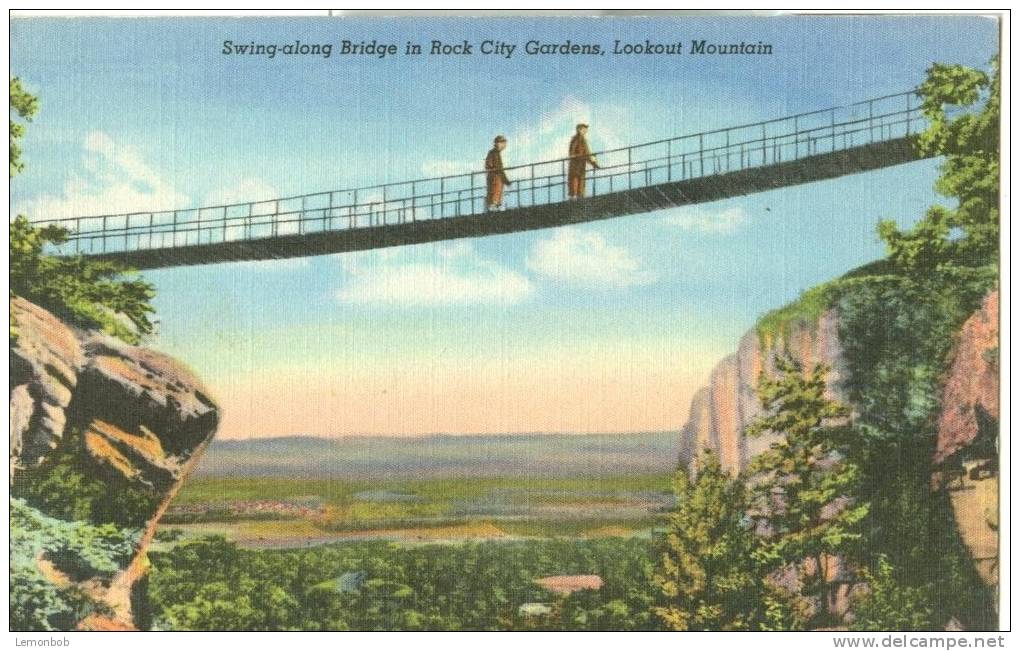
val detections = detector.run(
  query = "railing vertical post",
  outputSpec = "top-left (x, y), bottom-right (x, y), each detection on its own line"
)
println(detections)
top-left (101, 216), bottom-right (107, 253)
top-left (761, 123), bottom-right (767, 165)
top-left (300, 196), bottom-right (306, 235)
top-left (273, 200), bottom-right (279, 237)
top-left (667, 140), bottom-right (672, 181)
top-left (794, 115), bottom-right (799, 158)
top-left (440, 178), bottom-right (445, 217)
top-left (327, 192), bottom-right (334, 230)
top-left (148, 213), bottom-right (153, 250)
top-left (627, 147), bottom-right (632, 189)
top-left (725, 130), bottom-right (730, 172)
top-left (531, 164), bottom-right (536, 205)
top-left (561, 160), bottom-right (566, 200)
top-left (869, 99), bottom-right (874, 142)
top-left (172, 210), bottom-right (178, 248)
top-left (246, 203), bottom-right (253, 240)
top-left (906, 93), bottom-right (912, 135)
top-left (830, 108), bottom-right (836, 151)
top-left (222, 206), bottom-right (227, 243)
top-left (698, 134), bottom-right (704, 177)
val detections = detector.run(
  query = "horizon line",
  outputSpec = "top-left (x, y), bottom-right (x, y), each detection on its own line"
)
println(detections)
top-left (214, 430), bottom-right (680, 441)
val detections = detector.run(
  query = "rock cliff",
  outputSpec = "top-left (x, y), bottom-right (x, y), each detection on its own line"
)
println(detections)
top-left (9, 296), bottom-right (220, 631)
top-left (678, 288), bottom-right (1000, 610)
top-left (678, 308), bottom-right (846, 475)
top-left (934, 291), bottom-right (999, 465)
top-left (933, 291), bottom-right (999, 590)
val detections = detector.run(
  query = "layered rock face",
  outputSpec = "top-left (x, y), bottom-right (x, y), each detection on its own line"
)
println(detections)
top-left (9, 297), bottom-right (219, 630)
top-left (935, 291), bottom-right (999, 464)
top-left (679, 290), bottom-right (1000, 610)
top-left (680, 290), bottom-right (999, 478)
top-left (934, 291), bottom-right (999, 590)
top-left (678, 308), bottom-right (846, 475)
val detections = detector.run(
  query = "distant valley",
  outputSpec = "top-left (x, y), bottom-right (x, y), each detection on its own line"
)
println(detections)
top-left (192, 431), bottom-right (680, 480)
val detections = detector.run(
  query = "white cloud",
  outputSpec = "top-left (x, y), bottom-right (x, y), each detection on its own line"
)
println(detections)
top-left (17, 130), bottom-right (188, 220)
top-left (204, 179), bottom-right (278, 206)
top-left (660, 206), bottom-right (749, 234)
top-left (421, 159), bottom-right (472, 178)
top-left (419, 96), bottom-right (632, 180)
top-left (233, 257), bottom-right (310, 271)
top-left (336, 241), bottom-right (532, 307)
top-left (526, 228), bottom-right (656, 288)
top-left (515, 96), bottom-right (630, 165)
top-left (437, 240), bottom-right (474, 259)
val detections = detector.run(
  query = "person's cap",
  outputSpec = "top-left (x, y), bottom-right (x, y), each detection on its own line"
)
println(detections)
top-left (576, 123), bottom-right (589, 129)
top-left (494, 135), bottom-right (507, 143)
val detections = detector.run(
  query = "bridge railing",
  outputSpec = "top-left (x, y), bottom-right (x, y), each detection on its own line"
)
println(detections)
top-left (35, 90), bottom-right (925, 257)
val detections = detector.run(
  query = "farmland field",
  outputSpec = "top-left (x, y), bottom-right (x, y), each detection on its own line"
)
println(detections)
top-left (159, 473), bottom-right (674, 547)
top-left (159, 432), bottom-right (679, 547)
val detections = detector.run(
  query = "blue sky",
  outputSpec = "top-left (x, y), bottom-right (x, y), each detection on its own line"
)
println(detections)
top-left (10, 15), bottom-right (999, 438)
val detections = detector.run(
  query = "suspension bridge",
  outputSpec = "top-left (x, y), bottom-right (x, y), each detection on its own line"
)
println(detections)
top-left (37, 90), bottom-right (931, 270)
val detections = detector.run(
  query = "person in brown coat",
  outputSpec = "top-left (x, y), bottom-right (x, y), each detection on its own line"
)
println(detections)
top-left (567, 123), bottom-right (600, 199)
top-left (485, 135), bottom-right (511, 211)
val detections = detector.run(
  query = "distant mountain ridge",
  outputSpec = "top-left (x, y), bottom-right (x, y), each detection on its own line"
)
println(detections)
top-left (193, 431), bottom-right (679, 479)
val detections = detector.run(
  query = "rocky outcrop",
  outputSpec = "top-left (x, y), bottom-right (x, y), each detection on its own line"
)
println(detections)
top-left (680, 288), bottom-right (1001, 617)
top-left (680, 288), bottom-right (999, 476)
top-left (9, 296), bottom-right (219, 631)
top-left (9, 299), bottom-right (85, 471)
top-left (679, 308), bottom-right (846, 475)
top-left (935, 291), bottom-right (999, 464)
top-left (933, 291), bottom-right (999, 591)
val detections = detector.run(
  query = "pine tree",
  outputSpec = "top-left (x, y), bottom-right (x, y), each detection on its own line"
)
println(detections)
top-left (652, 450), bottom-right (763, 631)
top-left (746, 357), bottom-right (868, 628)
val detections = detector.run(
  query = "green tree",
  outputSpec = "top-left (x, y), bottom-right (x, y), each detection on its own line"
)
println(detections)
top-left (851, 556), bottom-right (935, 631)
top-left (10, 215), bottom-right (157, 343)
top-left (652, 450), bottom-right (763, 631)
top-left (10, 76), bottom-right (39, 177)
top-left (878, 57), bottom-right (999, 270)
top-left (746, 358), bottom-right (868, 629)
top-left (9, 78), bottom-right (156, 344)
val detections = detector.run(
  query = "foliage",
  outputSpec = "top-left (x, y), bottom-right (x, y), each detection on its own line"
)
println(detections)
top-left (652, 451), bottom-right (763, 631)
top-left (10, 498), bottom-right (142, 631)
top-left (851, 556), bottom-right (935, 631)
top-left (9, 78), bottom-right (156, 343)
top-left (756, 281), bottom-right (840, 345)
top-left (834, 264), bottom-right (997, 630)
top-left (10, 215), bottom-right (157, 343)
top-left (10, 76), bottom-right (38, 178)
top-left (148, 535), bottom-right (661, 631)
top-left (11, 429), bottom-right (162, 528)
top-left (746, 359), bottom-right (867, 628)
top-left (878, 58), bottom-right (999, 270)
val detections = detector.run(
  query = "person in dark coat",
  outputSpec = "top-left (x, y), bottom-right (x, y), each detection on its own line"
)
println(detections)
top-left (485, 135), bottom-right (511, 211)
top-left (567, 123), bottom-right (600, 199)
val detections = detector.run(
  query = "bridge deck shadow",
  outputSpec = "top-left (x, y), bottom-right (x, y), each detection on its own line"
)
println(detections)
top-left (91, 137), bottom-right (924, 270)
